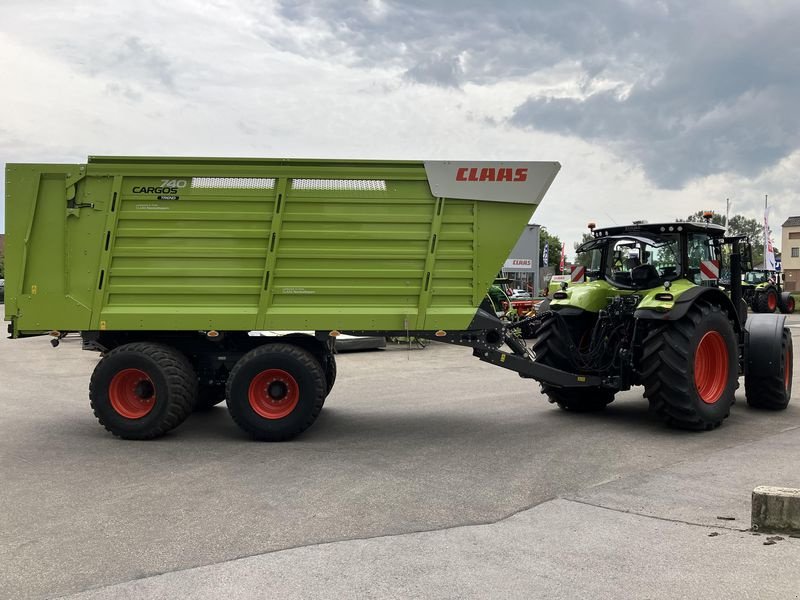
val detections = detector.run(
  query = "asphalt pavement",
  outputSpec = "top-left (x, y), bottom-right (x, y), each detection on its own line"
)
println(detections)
top-left (1, 308), bottom-right (798, 599)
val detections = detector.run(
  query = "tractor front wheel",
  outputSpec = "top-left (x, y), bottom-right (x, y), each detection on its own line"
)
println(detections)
top-left (745, 324), bottom-right (793, 410)
top-left (779, 293), bottom-right (796, 315)
top-left (641, 302), bottom-right (737, 430)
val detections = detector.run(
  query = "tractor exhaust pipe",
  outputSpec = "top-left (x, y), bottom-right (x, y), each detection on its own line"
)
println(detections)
top-left (728, 237), bottom-right (745, 323)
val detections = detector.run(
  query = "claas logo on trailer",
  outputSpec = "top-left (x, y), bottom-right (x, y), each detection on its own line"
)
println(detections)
top-left (456, 167), bottom-right (528, 182)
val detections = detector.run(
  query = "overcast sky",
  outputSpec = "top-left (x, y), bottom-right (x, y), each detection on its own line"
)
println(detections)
top-left (2, 0), bottom-right (799, 256)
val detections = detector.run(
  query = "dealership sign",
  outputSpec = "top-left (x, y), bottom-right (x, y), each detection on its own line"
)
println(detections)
top-left (504, 258), bottom-right (534, 271)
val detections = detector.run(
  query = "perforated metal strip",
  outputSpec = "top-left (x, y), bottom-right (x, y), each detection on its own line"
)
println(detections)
top-left (291, 179), bottom-right (387, 191)
top-left (191, 177), bottom-right (276, 189)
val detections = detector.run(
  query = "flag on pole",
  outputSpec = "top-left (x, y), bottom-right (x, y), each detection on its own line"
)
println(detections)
top-left (559, 242), bottom-right (566, 273)
top-left (764, 196), bottom-right (776, 270)
top-left (542, 242), bottom-right (549, 266)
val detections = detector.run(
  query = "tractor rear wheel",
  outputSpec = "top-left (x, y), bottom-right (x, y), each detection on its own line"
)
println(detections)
top-left (641, 301), bottom-right (737, 430)
top-left (89, 342), bottom-right (197, 439)
top-left (755, 289), bottom-right (778, 313)
top-left (746, 327), bottom-right (793, 410)
top-left (531, 315), bottom-right (615, 411)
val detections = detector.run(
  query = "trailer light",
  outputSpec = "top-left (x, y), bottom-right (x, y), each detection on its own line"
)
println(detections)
top-left (329, 330), bottom-right (341, 337)
top-left (553, 291), bottom-right (568, 300)
top-left (655, 293), bottom-right (673, 301)
top-left (435, 330), bottom-right (447, 337)
top-left (206, 330), bottom-right (220, 338)
top-left (49, 330), bottom-right (61, 337)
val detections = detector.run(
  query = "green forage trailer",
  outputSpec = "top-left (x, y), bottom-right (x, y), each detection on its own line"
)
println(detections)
top-left (5, 156), bottom-right (564, 440)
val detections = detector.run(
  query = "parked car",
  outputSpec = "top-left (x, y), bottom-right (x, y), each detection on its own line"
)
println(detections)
top-left (508, 289), bottom-right (532, 300)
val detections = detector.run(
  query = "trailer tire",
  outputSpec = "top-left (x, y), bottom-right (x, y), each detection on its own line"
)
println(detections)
top-left (531, 315), bottom-right (615, 411)
top-left (641, 301), bottom-right (737, 430)
top-left (746, 327), bottom-right (793, 410)
top-left (89, 342), bottom-right (197, 440)
top-left (754, 289), bottom-right (777, 313)
top-left (226, 343), bottom-right (326, 441)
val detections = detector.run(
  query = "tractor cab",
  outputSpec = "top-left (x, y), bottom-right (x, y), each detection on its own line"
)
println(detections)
top-left (575, 222), bottom-right (725, 291)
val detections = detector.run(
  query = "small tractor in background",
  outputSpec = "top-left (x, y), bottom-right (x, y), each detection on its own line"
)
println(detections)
top-left (530, 219), bottom-right (793, 430)
top-left (741, 270), bottom-right (795, 314)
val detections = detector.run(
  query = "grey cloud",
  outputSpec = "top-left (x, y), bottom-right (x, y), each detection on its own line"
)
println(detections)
top-left (273, 0), bottom-right (800, 188)
top-left (107, 37), bottom-right (176, 89)
top-left (405, 53), bottom-right (462, 87)
top-left (104, 82), bottom-right (143, 102)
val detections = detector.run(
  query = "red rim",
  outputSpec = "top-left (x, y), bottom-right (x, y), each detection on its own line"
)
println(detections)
top-left (248, 369), bottom-right (299, 419)
top-left (694, 331), bottom-right (729, 404)
top-left (788, 298), bottom-right (796, 313)
top-left (109, 368), bottom-right (156, 419)
top-left (767, 293), bottom-right (777, 311)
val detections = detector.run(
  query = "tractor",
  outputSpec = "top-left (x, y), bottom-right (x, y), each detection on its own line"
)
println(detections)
top-left (741, 269), bottom-right (795, 314)
top-left (530, 220), bottom-right (793, 430)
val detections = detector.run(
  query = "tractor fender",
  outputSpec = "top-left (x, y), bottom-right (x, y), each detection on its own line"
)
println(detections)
top-left (634, 286), bottom-right (744, 331)
top-left (744, 313), bottom-right (788, 378)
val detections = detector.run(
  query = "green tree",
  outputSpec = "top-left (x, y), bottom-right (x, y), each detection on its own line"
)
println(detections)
top-left (573, 233), bottom-right (594, 267)
top-left (539, 227), bottom-right (563, 269)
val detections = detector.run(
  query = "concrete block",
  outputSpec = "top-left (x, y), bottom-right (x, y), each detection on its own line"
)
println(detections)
top-left (751, 486), bottom-right (800, 534)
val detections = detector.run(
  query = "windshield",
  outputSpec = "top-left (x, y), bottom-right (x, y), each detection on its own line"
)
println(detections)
top-left (744, 271), bottom-right (769, 284)
top-left (604, 237), bottom-right (680, 288)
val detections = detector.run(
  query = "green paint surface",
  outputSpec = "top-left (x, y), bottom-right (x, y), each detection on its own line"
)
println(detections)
top-left (5, 157), bottom-right (543, 335)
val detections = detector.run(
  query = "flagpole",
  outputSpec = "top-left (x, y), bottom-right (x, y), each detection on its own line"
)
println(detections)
top-left (764, 194), bottom-right (768, 270)
top-left (725, 198), bottom-right (730, 230)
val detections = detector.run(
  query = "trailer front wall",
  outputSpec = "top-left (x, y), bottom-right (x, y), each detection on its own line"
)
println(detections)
top-left (6, 158), bottom-right (543, 335)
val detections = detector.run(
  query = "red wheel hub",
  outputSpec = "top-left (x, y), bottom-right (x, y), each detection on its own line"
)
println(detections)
top-left (248, 369), bottom-right (299, 419)
top-left (109, 368), bottom-right (156, 419)
top-left (767, 293), bottom-right (777, 311)
top-left (694, 331), bottom-right (729, 404)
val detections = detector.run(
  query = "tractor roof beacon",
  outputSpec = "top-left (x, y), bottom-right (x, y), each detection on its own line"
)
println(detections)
top-left (532, 220), bottom-right (792, 430)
